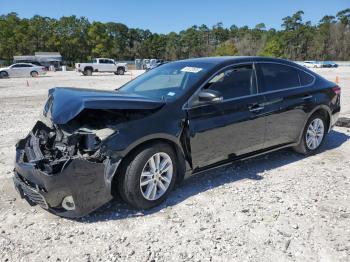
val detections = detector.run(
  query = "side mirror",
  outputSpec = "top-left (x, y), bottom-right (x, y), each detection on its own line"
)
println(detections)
top-left (198, 90), bottom-right (223, 103)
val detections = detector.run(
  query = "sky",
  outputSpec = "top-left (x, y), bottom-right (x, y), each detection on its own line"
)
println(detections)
top-left (1, 0), bottom-right (349, 33)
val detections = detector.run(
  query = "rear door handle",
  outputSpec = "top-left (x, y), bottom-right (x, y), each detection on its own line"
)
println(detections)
top-left (249, 104), bottom-right (264, 112)
top-left (302, 95), bottom-right (313, 100)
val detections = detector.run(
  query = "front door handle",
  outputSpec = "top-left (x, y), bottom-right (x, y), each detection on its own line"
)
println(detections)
top-left (249, 104), bottom-right (264, 112)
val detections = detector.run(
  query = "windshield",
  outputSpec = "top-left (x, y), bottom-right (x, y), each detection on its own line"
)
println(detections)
top-left (118, 61), bottom-right (214, 100)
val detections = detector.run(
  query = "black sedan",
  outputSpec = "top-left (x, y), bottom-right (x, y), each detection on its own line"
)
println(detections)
top-left (322, 61), bottom-right (339, 68)
top-left (13, 56), bottom-right (341, 217)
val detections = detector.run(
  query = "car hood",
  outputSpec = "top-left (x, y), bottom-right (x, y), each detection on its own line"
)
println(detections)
top-left (45, 87), bottom-right (165, 124)
top-left (0, 67), bottom-right (10, 71)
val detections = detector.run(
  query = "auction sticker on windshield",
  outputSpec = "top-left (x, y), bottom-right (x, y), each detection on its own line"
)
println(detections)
top-left (181, 67), bottom-right (203, 73)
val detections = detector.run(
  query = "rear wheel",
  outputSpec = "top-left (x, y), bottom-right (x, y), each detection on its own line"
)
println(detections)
top-left (293, 114), bottom-right (326, 155)
top-left (30, 71), bottom-right (38, 77)
top-left (116, 67), bottom-right (125, 75)
top-left (0, 71), bottom-right (8, 78)
top-left (84, 68), bottom-right (92, 76)
top-left (117, 142), bottom-right (177, 209)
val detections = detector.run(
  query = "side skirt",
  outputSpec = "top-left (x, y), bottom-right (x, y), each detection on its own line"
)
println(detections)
top-left (190, 142), bottom-right (296, 176)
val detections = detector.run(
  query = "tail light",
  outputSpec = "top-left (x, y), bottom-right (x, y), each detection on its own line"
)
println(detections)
top-left (332, 85), bottom-right (341, 95)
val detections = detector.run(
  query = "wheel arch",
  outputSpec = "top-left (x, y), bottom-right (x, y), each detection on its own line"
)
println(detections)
top-left (83, 66), bottom-right (93, 72)
top-left (295, 105), bottom-right (332, 145)
top-left (308, 105), bottom-right (331, 132)
top-left (110, 137), bottom-right (187, 196)
top-left (0, 70), bottom-right (9, 77)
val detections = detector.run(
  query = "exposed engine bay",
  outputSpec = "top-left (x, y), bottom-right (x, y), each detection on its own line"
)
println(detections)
top-left (25, 121), bottom-right (104, 175)
top-left (25, 107), bottom-right (154, 175)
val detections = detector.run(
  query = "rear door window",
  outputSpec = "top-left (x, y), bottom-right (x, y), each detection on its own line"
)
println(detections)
top-left (259, 63), bottom-right (300, 92)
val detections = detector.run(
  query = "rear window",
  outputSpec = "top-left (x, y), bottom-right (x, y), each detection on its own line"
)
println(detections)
top-left (298, 70), bottom-right (314, 86)
top-left (260, 63), bottom-right (300, 92)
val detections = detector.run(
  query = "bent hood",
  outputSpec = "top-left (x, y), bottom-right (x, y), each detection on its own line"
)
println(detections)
top-left (45, 87), bottom-right (165, 124)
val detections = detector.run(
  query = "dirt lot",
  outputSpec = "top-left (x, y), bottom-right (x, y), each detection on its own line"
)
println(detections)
top-left (0, 68), bottom-right (349, 262)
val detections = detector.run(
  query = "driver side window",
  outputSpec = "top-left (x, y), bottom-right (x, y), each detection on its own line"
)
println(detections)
top-left (205, 64), bottom-right (257, 100)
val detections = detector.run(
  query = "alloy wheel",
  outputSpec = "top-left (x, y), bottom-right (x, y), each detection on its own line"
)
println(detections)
top-left (140, 152), bottom-right (173, 201)
top-left (306, 118), bottom-right (324, 150)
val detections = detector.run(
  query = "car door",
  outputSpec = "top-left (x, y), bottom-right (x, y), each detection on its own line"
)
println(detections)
top-left (8, 64), bottom-right (23, 77)
top-left (106, 59), bottom-right (117, 72)
top-left (98, 59), bottom-right (107, 72)
top-left (22, 64), bottom-right (34, 76)
top-left (186, 63), bottom-right (266, 169)
top-left (256, 62), bottom-right (316, 148)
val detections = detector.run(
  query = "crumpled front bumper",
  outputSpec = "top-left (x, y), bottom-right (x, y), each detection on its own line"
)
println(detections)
top-left (13, 138), bottom-right (115, 218)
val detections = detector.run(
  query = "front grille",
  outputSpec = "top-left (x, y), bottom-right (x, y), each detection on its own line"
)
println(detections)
top-left (15, 174), bottom-right (49, 209)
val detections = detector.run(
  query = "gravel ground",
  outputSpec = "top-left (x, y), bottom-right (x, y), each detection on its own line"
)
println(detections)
top-left (0, 68), bottom-right (349, 262)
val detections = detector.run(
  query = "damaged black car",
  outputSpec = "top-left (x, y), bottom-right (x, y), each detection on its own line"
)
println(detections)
top-left (13, 57), bottom-right (340, 217)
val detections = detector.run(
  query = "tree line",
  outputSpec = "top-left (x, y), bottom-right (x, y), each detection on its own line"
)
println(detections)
top-left (0, 9), bottom-right (349, 65)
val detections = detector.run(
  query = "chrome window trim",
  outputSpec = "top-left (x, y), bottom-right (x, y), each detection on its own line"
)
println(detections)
top-left (257, 61), bottom-right (316, 91)
top-left (184, 60), bottom-right (316, 110)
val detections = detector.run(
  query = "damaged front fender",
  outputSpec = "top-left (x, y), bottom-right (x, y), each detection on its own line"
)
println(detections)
top-left (13, 120), bottom-right (122, 218)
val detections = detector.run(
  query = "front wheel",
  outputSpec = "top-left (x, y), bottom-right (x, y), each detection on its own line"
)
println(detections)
top-left (293, 114), bottom-right (326, 155)
top-left (30, 71), bottom-right (38, 77)
top-left (0, 71), bottom-right (8, 78)
top-left (117, 143), bottom-right (177, 209)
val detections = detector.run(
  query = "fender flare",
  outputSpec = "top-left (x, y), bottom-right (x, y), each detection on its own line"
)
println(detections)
top-left (296, 105), bottom-right (332, 144)
top-left (106, 133), bottom-right (188, 192)
top-left (83, 66), bottom-right (94, 72)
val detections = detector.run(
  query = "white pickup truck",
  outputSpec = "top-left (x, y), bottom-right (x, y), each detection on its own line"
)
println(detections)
top-left (75, 58), bottom-right (128, 76)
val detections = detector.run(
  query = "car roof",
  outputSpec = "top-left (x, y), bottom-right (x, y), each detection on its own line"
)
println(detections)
top-left (177, 56), bottom-right (299, 67)
top-left (12, 63), bottom-right (36, 66)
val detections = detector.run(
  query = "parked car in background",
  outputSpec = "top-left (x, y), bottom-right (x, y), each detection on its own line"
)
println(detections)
top-left (302, 61), bottom-right (323, 68)
top-left (322, 61), bottom-right (338, 68)
top-left (0, 63), bottom-right (46, 78)
top-left (75, 58), bottom-right (127, 76)
top-left (13, 56), bottom-right (340, 217)
top-left (146, 59), bottom-right (167, 71)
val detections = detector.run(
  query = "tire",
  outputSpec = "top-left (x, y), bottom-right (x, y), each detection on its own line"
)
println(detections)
top-left (0, 71), bottom-right (8, 78)
top-left (84, 69), bottom-right (92, 76)
top-left (30, 71), bottom-right (38, 77)
top-left (293, 113), bottom-right (327, 155)
top-left (117, 142), bottom-right (177, 209)
top-left (116, 67), bottom-right (125, 75)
